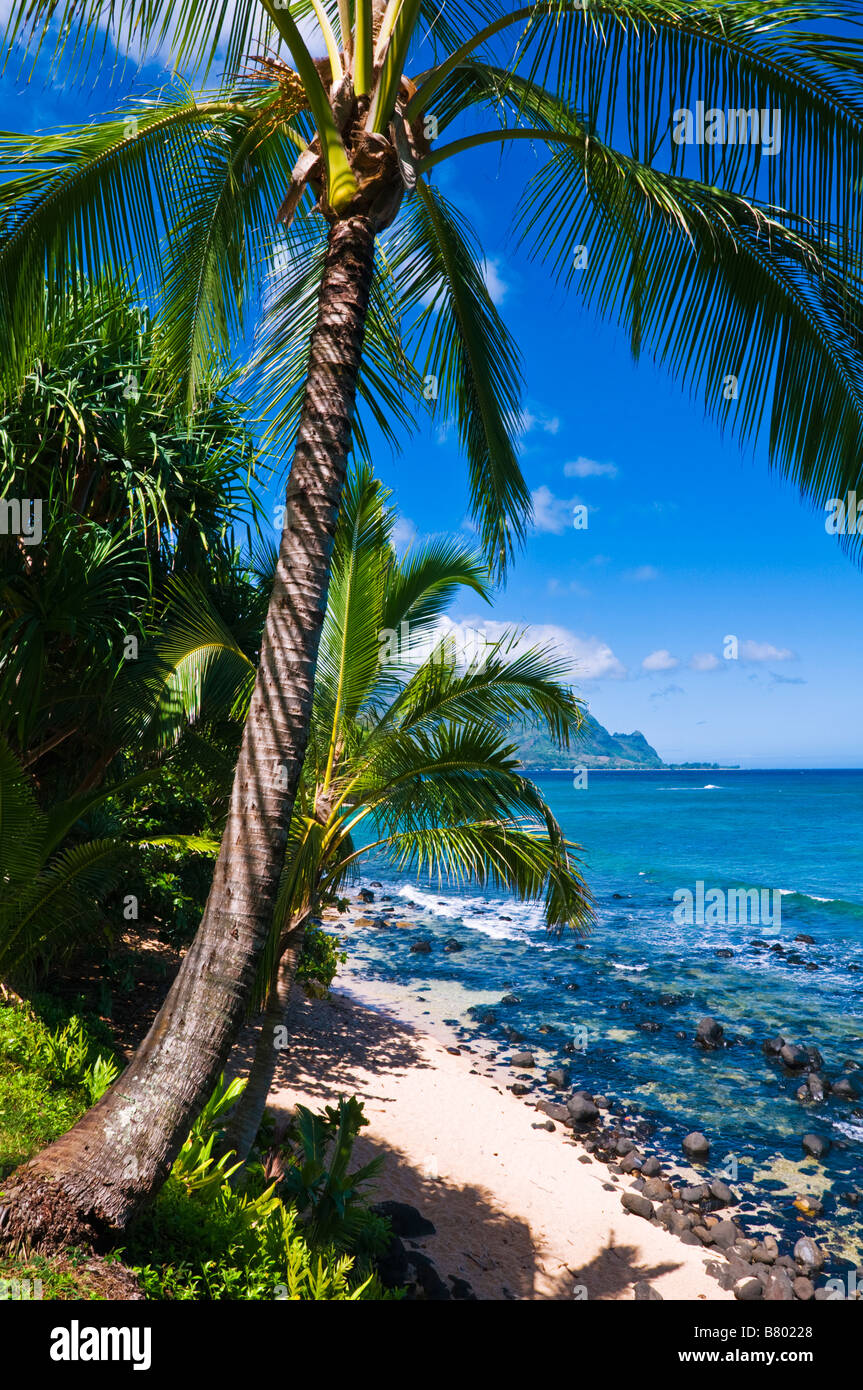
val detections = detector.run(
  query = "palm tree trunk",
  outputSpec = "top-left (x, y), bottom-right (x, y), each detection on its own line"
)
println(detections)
top-left (221, 922), bottom-right (307, 1164)
top-left (0, 216), bottom-right (376, 1251)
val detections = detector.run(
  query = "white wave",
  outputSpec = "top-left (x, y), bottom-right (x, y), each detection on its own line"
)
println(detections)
top-left (777, 889), bottom-right (836, 902)
top-left (833, 1118), bottom-right (863, 1143)
top-left (390, 881), bottom-right (546, 941)
top-left (612, 962), bottom-right (648, 972)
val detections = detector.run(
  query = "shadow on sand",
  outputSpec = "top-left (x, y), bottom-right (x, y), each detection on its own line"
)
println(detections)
top-left (228, 991), bottom-right (687, 1300)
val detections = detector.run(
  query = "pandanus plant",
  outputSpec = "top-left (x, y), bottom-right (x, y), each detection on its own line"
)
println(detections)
top-left (3, 0), bottom-right (863, 1246)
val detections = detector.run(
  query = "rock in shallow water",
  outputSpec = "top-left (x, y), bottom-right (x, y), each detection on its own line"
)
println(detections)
top-left (793, 1237), bottom-right (826, 1270)
top-left (695, 1016), bottom-right (725, 1049)
top-left (682, 1130), bottom-right (711, 1160)
top-left (509, 1051), bottom-right (535, 1068)
top-left (801, 1132), bottom-right (832, 1160)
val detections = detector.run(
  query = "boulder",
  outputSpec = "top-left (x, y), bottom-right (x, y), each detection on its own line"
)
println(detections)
top-left (734, 1277), bottom-right (763, 1301)
top-left (764, 1269), bottom-right (795, 1301)
top-left (408, 1251), bottom-right (451, 1301)
top-left (449, 1276), bottom-right (477, 1301)
top-left (831, 1076), bottom-right (860, 1100)
top-left (621, 1191), bottom-right (654, 1220)
top-left (793, 1237), bottom-right (826, 1271)
top-left (509, 1051), bottom-right (535, 1069)
top-left (682, 1131), bottom-right (711, 1161)
top-left (801, 1133), bottom-right (831, 1160)
top-left (793, 1277), bottom-right (815, 1301)
top-left (567, 1092), bottom-right (599, 1124)
top-left (642, 1177), bottom-right (673, 1201)
top-left (372, 1201), bottom-right (436, 1239)
top-left (546, 1067), bottom-right (571, 1090)
top-left (695, 1016), bottom-right (725, 1049)
top-left (762, 1035), bottom-right (786, 1056)
top-left (443, 938), bottom-right (464, 953)
top-left (358, 888), bottom-right (375, 903)
top-left (410, 939), bottom-right (432, 953)
top-left (710, 1220), bottom-right (740, 1249)
top-left (535, 1100), bottom-right (571, 1124)
top-left (780, 1043), bottom-right (808, 1069)
top-left (634, 1280), bottom-right (663, 1301)
top-left (794, 933), bottom-right (815, 945)
top-left (709, 1179), bottom-right (737, 1206)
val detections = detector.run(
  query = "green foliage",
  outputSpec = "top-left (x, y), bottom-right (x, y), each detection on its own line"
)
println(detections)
top-left (170, 1073), bottom-right (247, 1197)
top-left (121, 1090), bottom-right (391, 1300)
top-left (123, 1169), bottom-right (387, 1300)
top-left (296, 927), bottom-right (346, 992)
top-left (0, 998), bottom-right (120, 1176)
top-left (280, 1097), bottom-right (384, 1246)
top-left (35, 1016), bottom-right (119, 1102)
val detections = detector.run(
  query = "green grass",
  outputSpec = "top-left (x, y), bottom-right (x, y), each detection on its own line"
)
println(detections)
top-left (0, 996), bottom-right (117, 1177)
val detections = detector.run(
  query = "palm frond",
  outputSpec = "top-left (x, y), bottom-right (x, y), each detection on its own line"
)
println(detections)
top-left (385, 181), bottom-right (529, 578)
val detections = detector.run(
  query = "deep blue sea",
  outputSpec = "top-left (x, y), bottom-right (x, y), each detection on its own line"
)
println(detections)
top-left (344, 770), bottom-right (863, 1263)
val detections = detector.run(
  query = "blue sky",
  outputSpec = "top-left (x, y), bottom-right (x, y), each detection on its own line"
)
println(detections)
top-left (3, 24), bottom-right (862, 768)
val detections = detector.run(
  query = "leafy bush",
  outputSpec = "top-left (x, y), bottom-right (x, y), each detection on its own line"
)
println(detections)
top-left (123, 1169), bottom-right (388, 1300)
top-left (0, 999), bottom-right (121, 1175)
top-left (35, 1016), bottom-right (120, 1101)
top-left (119, 1084), bottom-right (393, 1300)
top-left (297, 926), bottom-right (347, 993)
top-left (279, 1096), bottom-right (384, 1246)
top-left (171, 1074), bottom-right (246, 1197)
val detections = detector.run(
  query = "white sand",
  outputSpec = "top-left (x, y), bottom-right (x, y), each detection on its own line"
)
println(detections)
top-left (246, 982), bottom-right (733, 1301)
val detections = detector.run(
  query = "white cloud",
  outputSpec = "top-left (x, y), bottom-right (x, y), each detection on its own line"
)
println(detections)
top-left (531, 485), bottom-right (583, 535)
top-left (435, 617), bottom-right (627, 680)
top-left (391, 516), bottom-right (417, 553)
top-left (642, 649), bottom-right (678, 672)
top-left (563, 457), bottom-right (618, 479)
top-left (690, 652), bottom-right (721, 672)
top-left (548, 577), bottom-right (591, 597)
top-left (519, 409), bottom-right (561, 437)
top-left (741, 640), bottom-right (795, 663)
top-left (482, 257), bottom-right (508, 306)
top-left (625, 564), bottom-right (660, 582)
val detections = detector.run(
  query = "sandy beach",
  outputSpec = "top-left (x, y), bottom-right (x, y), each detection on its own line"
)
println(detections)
top-left (238, 981), bottom-right (733, 1301)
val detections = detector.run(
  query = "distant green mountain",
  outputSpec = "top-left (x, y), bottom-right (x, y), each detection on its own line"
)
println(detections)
top-left (515, 711), bottom-right (665, 770)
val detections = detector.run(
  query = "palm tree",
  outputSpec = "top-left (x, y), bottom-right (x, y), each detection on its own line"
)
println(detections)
top-left (3, 0), bottom-right (863, 1247)
top-left (132, 465), bottom-right (592, 1159)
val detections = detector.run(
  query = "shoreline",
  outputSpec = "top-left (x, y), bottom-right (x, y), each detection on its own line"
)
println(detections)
top-left (239, 981), bottom-right (738, 1300)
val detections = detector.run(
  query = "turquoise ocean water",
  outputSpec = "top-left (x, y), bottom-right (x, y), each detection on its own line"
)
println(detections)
top-left (345, 770), bottom-right (863, 1263)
